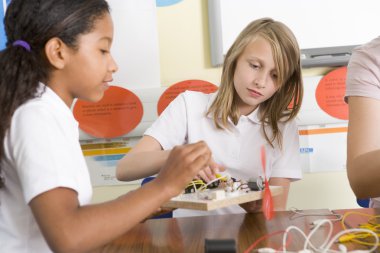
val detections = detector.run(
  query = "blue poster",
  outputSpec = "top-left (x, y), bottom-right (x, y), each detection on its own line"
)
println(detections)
top-left (0, 0), bottom-right (10, 50)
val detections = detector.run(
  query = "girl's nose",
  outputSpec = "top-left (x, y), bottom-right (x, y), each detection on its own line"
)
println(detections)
top-left (255, 73), bottom-right (267, 88)
top-left (110, 55), bottom-right (118, 73)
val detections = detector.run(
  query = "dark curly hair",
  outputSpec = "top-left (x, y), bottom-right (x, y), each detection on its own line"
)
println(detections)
top-left (0, 0), bottom-right (110, 188)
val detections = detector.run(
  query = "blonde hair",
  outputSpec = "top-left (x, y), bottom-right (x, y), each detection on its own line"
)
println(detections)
top-left (207, 17), bottom-right (303, 148)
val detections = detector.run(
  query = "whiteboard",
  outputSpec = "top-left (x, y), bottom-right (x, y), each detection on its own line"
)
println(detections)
top-left (208, 0), bottom-right (380, 67)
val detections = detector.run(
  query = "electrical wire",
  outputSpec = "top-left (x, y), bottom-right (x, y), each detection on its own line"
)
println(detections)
top-left (186, 179), bottom-right (205, 193)
top-left (324, 228), bottom-right (378, 252)
top-left (198, 175), bottom-right (227, 192)
top-left (303, 219), bottom-right (333, 251)
top-left (289, 207), bottom-right (343, 222)
top-left (244, 217), bottom-right (378, 253)
top-left (243, 230), bottom-right (287, 253)
top-left (339, 211), bottom-right (380, 247)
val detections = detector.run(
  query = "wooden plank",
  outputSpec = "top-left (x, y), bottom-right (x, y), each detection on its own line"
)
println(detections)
top-left (162, 186), bottom-right (283, 211)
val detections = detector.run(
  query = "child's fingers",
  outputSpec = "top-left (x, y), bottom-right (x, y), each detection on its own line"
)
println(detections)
top-left (173, 147), bottom-right (211, 182)
top-left (156, 141), bottom-right (212, 196)
top-left (178, 141), bottom-right (212, 171)
top-left (199, 159), bottom-right (225, 182)
top-left (198, 167), bottom-right (214, 182)
top-left (215, 164), bottom-right (226, 172)
top-left (197, 170), bottom-right (208, 182)
top-left (209, 160), bottom-right (221, 171)
top-left (188, 152), bottom-right (213, 176)
top-left (183, 141), bottom-right (211, 159)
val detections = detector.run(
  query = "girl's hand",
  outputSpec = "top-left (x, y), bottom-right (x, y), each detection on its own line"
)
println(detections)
top-left (195, 158), bottom-right (225, 183)
top-left (155, 141), bottom-right (213, 198)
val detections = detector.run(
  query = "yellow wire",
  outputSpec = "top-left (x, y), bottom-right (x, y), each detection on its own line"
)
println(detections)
top-left (339, 211), bottom-right (380, 246)
top-left (186, 180), bottom-right (205, 187)
top-left (198, 175), bottom-right (228, 192)
top-left (186, 174), bottom-right (228, 192)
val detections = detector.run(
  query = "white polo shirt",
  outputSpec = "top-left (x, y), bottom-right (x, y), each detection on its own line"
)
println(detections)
top-left (0, 84), bottom-right (92, 253)
top-left (145, 91), bottom-right (302, 217)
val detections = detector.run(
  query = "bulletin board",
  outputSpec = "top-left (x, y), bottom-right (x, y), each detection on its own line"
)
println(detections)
top-left (297, 68), bottom-right (348, 173)
top-left (208, 0), bottom-right (380, 67)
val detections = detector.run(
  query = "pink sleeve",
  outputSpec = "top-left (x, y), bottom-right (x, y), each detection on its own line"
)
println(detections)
top-left (345, 38), bottom-right (380, 101)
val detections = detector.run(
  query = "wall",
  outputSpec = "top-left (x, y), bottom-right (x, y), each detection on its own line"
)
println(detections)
top-left (92, 0), bottom-right (359, 210)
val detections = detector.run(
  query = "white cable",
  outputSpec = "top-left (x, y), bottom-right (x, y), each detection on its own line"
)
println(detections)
top-left (304, 219), bottom-right (333, 251)
top-left (280, 220), bottom-right (377, 253)
top-left (283, 222), bottom-right (332, 253)
top-left (283, 225), bottom-right (309, 252)
top-left (338, 244), bottom-right (347, 253)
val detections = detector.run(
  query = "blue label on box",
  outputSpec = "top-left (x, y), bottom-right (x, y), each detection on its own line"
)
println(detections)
top-left (300, 147), bottom-right (314, 154)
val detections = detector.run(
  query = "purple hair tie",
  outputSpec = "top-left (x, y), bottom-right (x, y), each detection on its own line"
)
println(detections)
top-left (12, 40), bottom-right (31, 52)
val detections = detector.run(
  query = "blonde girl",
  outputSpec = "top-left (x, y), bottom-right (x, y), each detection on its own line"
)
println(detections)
top-left (117, 17), bottom-right (303, 217)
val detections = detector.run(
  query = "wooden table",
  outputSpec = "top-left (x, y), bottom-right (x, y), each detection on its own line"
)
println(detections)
top-left (100, 208), bottom-right (380, 253)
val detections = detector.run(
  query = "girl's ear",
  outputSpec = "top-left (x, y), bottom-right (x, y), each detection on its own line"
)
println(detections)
top-left (44, 37), bottom-right (69, 69)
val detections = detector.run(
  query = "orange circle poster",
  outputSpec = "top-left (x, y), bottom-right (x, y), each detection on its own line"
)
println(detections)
top-left (315, 67), bottom-right (348, 120)
top-left (73, 86), bottom-right (143, 138)
top-left (157, 79), bottom-right (218, 115)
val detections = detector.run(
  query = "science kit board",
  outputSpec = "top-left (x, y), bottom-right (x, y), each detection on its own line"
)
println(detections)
top-left (162, 186), bottom-right (282, 211)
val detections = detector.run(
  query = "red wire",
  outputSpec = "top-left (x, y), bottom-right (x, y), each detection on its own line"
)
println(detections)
top-left (243, 230), bottom-right (290, 253)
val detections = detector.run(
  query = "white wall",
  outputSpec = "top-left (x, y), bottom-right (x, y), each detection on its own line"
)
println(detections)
top-left (287, 172), bottom-right (357, 210)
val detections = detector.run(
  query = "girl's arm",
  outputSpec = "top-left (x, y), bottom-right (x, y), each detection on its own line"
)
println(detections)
top-left (116, 135), bottom-right (169, 181)
top-left (30, 141), bottom-right (212, 253)
top-left (347, 96), bottom-right (380, 198)
top-left (239, 177), bottom-right (290, 212)
top-left (116, 135), bottom-right (223, 182)
top-left (268, 177), bottom-right (290, 210)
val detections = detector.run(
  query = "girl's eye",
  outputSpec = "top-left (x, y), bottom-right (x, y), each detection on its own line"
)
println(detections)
top-left (100, 49), bottom-right (108, 54)
top-left (272, 74), bottom-right (278, 79)
top-left (249, 63), bottom-right (259, 69)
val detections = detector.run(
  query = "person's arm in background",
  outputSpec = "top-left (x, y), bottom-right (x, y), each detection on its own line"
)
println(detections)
top-left (116, 135), bottom-right (170, 181)
top-left (347, 96), bottom-right (380, 198)
top-left (269, 177), bottom-right (290, 210)
top-left (117, 91), bottom-right (223, 183)
top-left (116, 135), bottom-right (222, 182)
